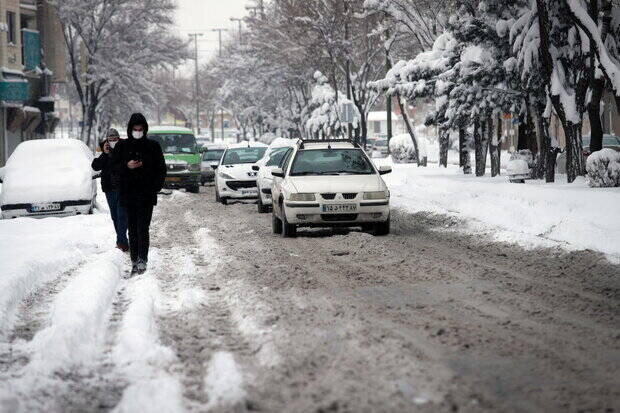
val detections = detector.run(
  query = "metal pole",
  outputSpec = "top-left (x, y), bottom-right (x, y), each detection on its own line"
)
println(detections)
top-left (385, 28), bottom-right (393, 153)
top-left (344, 0), bottom-right (352, 141)
top-left (221, 109), bottom-right (225, 142)
top-left (188, 33), bottom-right (203, 135)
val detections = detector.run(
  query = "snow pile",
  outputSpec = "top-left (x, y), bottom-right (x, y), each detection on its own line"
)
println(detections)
top-left (0, 214), bottom-right (115, 336)
top-left (26, 250), bottom-right (123, 373)
top-left (378, 160), bottom-right (620, 261)
top-left (586, 148), bottom-right (620, 188)
top-left (258, 132), bottom-right (277, 145)
top-left (0, 139), bottom-right (94, 205)
top-left (204, 352), bottom-right (246, 409)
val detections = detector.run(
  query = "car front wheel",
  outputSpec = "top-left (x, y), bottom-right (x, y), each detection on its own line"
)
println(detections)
top-left (257, 191), bottom-right (269, 213)
top-left (373, 216), bottom-right (390, 236)
top-left (280, 205), bottom-right (296, 238)
top-left (272, 212), bottom-right (282, 234)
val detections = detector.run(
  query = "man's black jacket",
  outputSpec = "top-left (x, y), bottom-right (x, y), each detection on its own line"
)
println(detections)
top-left (111, 138), bottom-right (166, 206)
top-left (91, 151), bottom-right (122, 193)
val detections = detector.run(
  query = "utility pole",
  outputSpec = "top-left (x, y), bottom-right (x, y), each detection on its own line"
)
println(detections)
top-left (344, 0), bottom-right (352, 141)
top-left (211, 28), bottom-right (227, 57)
top-left (188, 33), bottom-right (203, 135)
top-left (246, 0), bottom-right (264, 19)
top-left (229, 17), bottom-right (243, 44)
top-left (385, 27), bottom-right (393, 153)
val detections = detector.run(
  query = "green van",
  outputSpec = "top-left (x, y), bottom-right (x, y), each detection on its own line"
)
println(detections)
top-left (148, 126), bottom-right (201, 193)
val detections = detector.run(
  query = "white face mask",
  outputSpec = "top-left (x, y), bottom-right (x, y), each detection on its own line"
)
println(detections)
top-left (133, 130), bottom-right (144, 139)
top-left (109, 140), bottom-right (118, 149)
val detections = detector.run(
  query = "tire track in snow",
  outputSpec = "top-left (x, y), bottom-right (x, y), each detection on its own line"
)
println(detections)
top-left (0, 250), bottom-right (125, 412)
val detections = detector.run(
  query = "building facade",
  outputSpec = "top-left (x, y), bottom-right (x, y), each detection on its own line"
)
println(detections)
top-left (0, 0), bottom-right (66, 166)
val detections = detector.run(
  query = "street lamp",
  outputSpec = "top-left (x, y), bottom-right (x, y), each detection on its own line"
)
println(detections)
top-left (188, 33), bottom-right (203, 135)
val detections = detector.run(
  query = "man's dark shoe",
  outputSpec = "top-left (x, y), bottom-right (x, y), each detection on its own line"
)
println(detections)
top-left (116, 243), bottom-right (129, 252)
top-left (136, 260), bottom-right (147, 275)
top-left (130, 262), bottom-right (139, 276)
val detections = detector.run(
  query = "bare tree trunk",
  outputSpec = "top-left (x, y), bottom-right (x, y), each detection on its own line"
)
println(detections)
top-left (565, 122), bottom-right (585, 182)
top-left (530, 99), bottom-right (546, 180)
top-left (474, 118), bottom-right (489, 177)
top-left (459, 128), bottom-right (471, 174)
top-left (395, 92), bottom-right (420, 165)
top-left (439, 129), bottom-right (449, 168)
top-left (490, 116), bottom-right (501, 177)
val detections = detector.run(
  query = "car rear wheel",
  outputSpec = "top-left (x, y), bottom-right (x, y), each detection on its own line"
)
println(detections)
top-left (272, 212), bottom-right (282, 234)
top-left (215, 189), bottom-right (221, 202)
top-left (373, 216), bottom-right (390, 236)
top-left (257, 192), bottom-right (269, 213)
top-left (361, 223), bottom-right (373, 232)
top-left (221, 197), bottom-right (228, 205)
top-left (187, 185), bottom-right (200, 193)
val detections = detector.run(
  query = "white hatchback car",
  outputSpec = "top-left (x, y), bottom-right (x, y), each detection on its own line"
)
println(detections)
top-left (0, 139), bottom-right (98, 219)
top-left (212, 141), bottom-right (267, 205)
top-left (271, 140), bottom-right (392, 237)
top-left (254, 138), bottom-right (296, 213)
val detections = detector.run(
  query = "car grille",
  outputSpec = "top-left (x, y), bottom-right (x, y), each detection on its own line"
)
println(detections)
top-left (321, 214), bottom-right (358, 222)
top-left (342, 193), bottom-right (358, 199)
top-left (167, 164), bottom-right (186, 172)
top-left (321, 193), bottom-right (336, 200)
top-left (226, 180), bottom-right (257, 190)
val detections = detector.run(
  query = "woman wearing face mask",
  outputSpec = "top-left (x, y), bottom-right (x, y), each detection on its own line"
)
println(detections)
top-left (92, 128), bottom-right (129, 252)
top-left (111, 113), bottom-right (167, 275)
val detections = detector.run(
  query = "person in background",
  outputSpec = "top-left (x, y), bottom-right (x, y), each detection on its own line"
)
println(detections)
top-left (111, 113), bottom-right (166, 275)
top-left (92, 128), bottom-right (129, 252)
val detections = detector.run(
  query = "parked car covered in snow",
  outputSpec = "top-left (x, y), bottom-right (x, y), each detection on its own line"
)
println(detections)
top-left (271, 139), bottom-right (392, 237)
top-left (556, 134), bottom-right (620, 174)
top-left (254, 137), bottom-right (296, 213)
top-left (212, 141), bottom-right (267, 205)
top-left (507, 150), bottom-right (534, 183)
top-left (0, 139), bottom-right (98, 219)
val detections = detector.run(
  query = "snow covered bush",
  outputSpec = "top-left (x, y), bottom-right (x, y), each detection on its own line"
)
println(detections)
top-left (258, 133), bottom-right (277, 145)
top-left (390, 134), bottom-right (417, 164)
top-left (586, 149), bottom-right (620, 188)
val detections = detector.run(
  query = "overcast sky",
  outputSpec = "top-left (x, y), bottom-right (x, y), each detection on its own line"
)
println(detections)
top-left (174, 0), bottom-right (249, 68)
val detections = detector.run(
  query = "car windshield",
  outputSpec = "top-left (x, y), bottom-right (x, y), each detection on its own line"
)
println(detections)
top-left (202, 150), bottom-right (224, 161)
top-left (150, 134), bottom-right (197, 154)
top-left (222, 147), bottom-right (267, 165)
top-left (603, 135), bottom-right (620, 145)
top-left (374, 140), bottom-right (388, 147)
top-left (290, 149), bottom-right (374, 176)
top-left (266, 147), bottom-right (292, 167)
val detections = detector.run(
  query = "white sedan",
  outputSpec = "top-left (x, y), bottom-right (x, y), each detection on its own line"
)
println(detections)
top-left (254, 138), bottom-right (296, 213)
top-left (0, 139), bottom-right (98, 219)
top-left (271, 140), bottom-right (392, 237)
top-left (212, 141), bottom-right (267, 205)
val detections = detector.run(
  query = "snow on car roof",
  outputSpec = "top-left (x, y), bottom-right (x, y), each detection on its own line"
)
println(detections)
top-left (149, 126), bottom-right (194, 134)
top-left (7, 138), bottom-right (92, 166)
top-left (227, 141), bottom-right (267, 149)
top-left (268, 137), bottom-right (297, 149)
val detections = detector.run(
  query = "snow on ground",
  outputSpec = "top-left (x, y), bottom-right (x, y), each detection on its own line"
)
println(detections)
top-left (204, 352), bottom-right (246, 410)
top-left (378, 158), bottom-right (620, 261)
top-left (0, 213), bottom-right (115, 335)
top-left (112, 251), bottom-right (185, 413)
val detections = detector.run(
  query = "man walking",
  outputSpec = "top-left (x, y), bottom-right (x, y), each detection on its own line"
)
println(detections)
top-left (92, 128), bottom-right (129, 252)
top-left (112, 113), bottom-right (166, 275)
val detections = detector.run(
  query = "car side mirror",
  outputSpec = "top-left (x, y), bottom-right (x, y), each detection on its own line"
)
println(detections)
top-left (378, 165), bottom-right (392, 175)
top-left (252, 165), bottom-right (260, 171)
top-left (0, 167), bottom-right (4, 183)
top-left (271, 168), bottom-right (285, 178)
top-left (210, 162), bottom-right (219, 170)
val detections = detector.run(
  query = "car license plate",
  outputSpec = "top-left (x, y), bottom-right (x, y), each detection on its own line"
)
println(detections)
top-left (242, 189), bottom-right (257, 196)
top-left (31, 202), bottom-right (61, 212)
top-left (166, 177), bottom-right (182, 182)
top-left (322, 204), bottom-right (357, 213)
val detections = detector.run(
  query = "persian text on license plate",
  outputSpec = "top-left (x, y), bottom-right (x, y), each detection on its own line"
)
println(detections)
top-left (31, 203), bottom-right (61, 212)
top-left (241, 190), bottom-right (257, 196)
top-left (322, 204), bottom-right (357, 213)
top-left (166, 177), bottom-right (182, 182)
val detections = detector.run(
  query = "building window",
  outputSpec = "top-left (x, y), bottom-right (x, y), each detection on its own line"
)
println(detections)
top-left (373, 121), bottom-right (381, 134)
top-left (7, 11), bottom-right (16, 44)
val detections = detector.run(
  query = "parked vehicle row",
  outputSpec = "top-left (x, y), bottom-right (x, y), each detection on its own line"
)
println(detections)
top-left (209, 138), bottom-right (392, 237)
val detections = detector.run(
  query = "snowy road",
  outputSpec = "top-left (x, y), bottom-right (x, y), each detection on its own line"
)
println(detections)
top-left (1, 186), bottom-right (619, 412)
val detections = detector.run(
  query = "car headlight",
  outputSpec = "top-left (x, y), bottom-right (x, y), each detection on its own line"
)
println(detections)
top-left (363, 191), bottom-right (389, 200)
top-left (219, 172), bottom-right (235, 180)
top-left (289, 193), bottom-right (316, 201)
top-left (188, 163), bottom-right (200, 172)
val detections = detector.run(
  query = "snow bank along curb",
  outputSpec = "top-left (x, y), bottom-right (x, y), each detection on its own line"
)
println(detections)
top-left (24, 250), bottom-right (124, 373)
top-left (0, 215), bottom-right (115, 336)
top-left (112, 251), bottom-right (185, 413)
top-left (381, 161), bottom-right (620, 261)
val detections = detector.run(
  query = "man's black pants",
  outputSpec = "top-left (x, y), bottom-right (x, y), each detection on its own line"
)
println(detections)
top-left (126, 202), bottom-right (154, 263)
